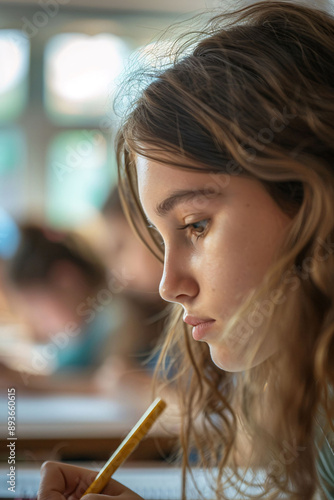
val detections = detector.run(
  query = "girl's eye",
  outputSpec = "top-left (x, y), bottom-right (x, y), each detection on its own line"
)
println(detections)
top-left (179, 219), bottom-right (210, 240)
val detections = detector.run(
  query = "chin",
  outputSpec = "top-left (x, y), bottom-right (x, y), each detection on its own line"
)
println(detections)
top-left (207, 342), bottom-right (253, 373)
top-left (208, 340), bottom-right (276, 372)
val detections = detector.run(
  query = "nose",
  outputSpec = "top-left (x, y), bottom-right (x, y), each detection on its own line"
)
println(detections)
top-left (158, 246), bottom-right (199, 304)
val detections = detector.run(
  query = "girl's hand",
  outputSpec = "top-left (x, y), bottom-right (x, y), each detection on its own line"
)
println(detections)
top-left (38, 461), bottom-right (144, 500)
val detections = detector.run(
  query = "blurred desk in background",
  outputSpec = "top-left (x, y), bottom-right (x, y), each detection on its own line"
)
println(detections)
top-left (0, 395), bottom-right (177, 462)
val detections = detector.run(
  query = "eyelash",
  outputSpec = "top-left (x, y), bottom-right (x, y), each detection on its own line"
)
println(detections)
top-left (147, 219), bottom-right (210, 247)
top-left (178, 219), bottom-right (210, 241)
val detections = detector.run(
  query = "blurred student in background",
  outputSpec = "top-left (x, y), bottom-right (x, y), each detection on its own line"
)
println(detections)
top-left (0, 216), bottom-right (174, 419)
top-left (0, 224), bottom-right (123, 392)
top-left (0, 206), bottom-right (178, 423)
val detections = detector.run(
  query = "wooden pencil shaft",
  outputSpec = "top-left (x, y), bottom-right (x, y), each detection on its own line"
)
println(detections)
top-left (81, 398), bottom-right (166, 497)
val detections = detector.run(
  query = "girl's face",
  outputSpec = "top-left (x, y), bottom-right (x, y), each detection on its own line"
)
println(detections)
top-left (136, 153), bottom-right (293, 372)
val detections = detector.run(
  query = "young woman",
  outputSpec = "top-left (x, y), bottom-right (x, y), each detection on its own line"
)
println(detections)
top-left (38, 1), bottom-right (334, 498)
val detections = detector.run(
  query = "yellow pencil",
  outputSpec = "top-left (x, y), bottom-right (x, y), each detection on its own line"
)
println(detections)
top-left (80, 397), bottom-right (167, 498)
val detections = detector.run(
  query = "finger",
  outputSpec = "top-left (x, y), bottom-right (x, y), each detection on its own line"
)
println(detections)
top-left (38, 461), bottom-right (98, 500)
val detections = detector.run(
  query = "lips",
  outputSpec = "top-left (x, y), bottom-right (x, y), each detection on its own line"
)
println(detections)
top-left (183, 315), bottom-right (215, 326)
top-left (183, 314), bottom-right (216, 341)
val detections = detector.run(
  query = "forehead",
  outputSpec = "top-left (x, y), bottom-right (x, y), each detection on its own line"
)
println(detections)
top-left (136, 154), bottom-right (214, 204)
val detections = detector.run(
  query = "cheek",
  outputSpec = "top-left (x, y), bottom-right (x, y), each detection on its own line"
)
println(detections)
top-left (199, 212), bottom-right (283, 318)
top-left (200, 225), bottom-right (252, 303)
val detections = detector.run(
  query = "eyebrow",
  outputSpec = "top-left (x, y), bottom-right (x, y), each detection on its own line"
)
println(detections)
top-left (154, 188), bottom-right (220, 218)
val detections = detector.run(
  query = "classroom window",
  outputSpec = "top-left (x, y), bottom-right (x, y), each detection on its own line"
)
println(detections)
top-left (46, 129), bottom-right (116, 226)
top-left (0, 30), bottom-right (30, 124)
top-left (44, 33), bottom-right (130, 126)
top-left (0, 128), bottom-right (26, 217)
top-left (0, 6), bottom-right (185, 227)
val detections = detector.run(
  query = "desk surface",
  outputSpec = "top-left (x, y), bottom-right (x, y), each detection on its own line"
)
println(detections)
top-left (0, 395), bottom-right (139, 438)
top-left (0, 395), bottom-right (177, 461)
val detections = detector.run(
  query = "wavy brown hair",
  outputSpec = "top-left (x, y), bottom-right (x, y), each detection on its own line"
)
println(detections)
top-left (114, 1), bottom-right (334, 498)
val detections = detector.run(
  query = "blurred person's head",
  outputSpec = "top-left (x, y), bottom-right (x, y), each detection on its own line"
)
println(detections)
top-left (4, 224), bottom-right (105, 342)
top-left (102, 187), bottom-right (163, 300)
